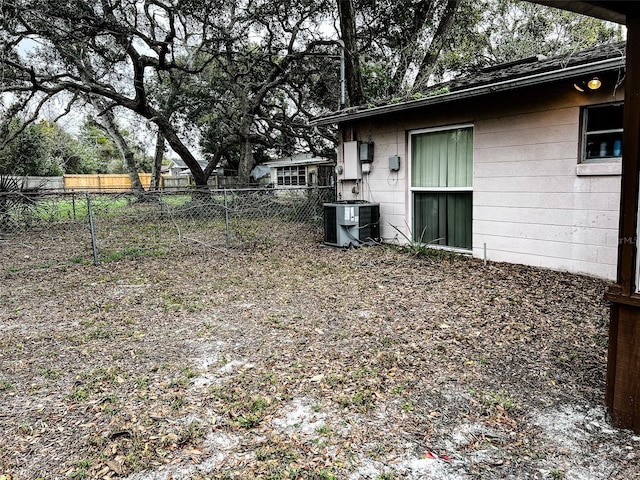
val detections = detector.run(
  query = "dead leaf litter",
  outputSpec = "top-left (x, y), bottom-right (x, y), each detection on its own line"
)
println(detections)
top-left (1, 226), bottom-right (638, 479)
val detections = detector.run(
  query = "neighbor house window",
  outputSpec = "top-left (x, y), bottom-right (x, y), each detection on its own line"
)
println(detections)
top-left (410, 126), bottom-right (473, 250)
top-left (277, 166), bottom-right (306, 186)
top-left (582, 103), bottom-right (623, 163)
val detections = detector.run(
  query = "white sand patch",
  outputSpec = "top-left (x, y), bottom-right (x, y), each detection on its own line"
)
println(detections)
top-left (349, 452), bottom-right (468, 480)
top-left (195, 340), bottom-right (226, 370)
top-left (196, 430), bottom-right (244, 469)
top-left (272, 399), bottom-right (327, 434)
top-left (533, 405), bottom-right (613, 449)
top-left (218, 359), bottom-right (254, 374)
top-left (530, 405), bottom-right (620, 478)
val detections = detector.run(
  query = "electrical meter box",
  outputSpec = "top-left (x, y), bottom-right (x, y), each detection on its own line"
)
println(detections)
top-left (359, 142), bottom-right (374, 163)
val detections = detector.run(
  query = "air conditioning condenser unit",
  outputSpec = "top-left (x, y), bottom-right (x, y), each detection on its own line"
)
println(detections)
top-left (323, 201), bottom-right (380, 247)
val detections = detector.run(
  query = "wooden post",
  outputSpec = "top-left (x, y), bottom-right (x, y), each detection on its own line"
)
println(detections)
top-left (605, 15), bottom-right (640, 432)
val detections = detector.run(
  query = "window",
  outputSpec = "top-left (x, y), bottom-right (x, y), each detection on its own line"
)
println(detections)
top-left (410, 126), bottom-right (473, 250)
top-left (276, 166), bottom-right (306, 186)
top-left (582, 103), bottom-right (623, 163)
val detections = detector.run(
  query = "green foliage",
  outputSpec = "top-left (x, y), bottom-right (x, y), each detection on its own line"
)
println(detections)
top-left (436, 0), bottom-right (618, 78)
top-left (0, 119), bottom-right (62, 176)
top-left (351, 0), bottom-right (617, 99)
top-left (0, 117), bottom-right (118, 176)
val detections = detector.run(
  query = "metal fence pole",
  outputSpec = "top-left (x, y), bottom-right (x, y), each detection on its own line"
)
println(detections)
top-left (87, 193), bottom-right (99, 266)
top-left (224, 188), bottom-right (231, 248)
top-left (71, 191), bottom-right (77, 221)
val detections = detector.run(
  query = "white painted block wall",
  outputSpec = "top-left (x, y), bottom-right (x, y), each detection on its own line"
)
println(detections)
top-left (336, 86), bottom-right (622, 280)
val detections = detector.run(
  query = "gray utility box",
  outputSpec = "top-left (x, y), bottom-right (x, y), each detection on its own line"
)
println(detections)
top-left (323, 201), bottom-right (380, 247)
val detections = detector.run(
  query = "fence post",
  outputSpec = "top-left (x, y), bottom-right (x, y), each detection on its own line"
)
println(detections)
top-left (224, 188), bottom-right (231, 248)
top-left (71, 191), bottom-right (76, 220)
top-left (87, 193), bottom-right (99, 266)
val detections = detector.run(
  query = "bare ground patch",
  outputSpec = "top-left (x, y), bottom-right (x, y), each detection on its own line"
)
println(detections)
top-left (1, 225), bottom-right (638, 480)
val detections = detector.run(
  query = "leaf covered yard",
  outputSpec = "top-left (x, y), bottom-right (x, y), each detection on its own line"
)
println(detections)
top-left (1, 226), bottom-right (638, 479)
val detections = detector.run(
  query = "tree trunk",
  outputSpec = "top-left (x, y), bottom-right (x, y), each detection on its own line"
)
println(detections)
top-left (413, 0), bottom-right (460, 91)
top-left (152, 116), bottom-right (208, 189)
top-left (387, 1), bottom-right (435, 96)
top-left (237, 136), bottom-right (254, 187)
top-left (150, 131), bottom-right (165, 191)
top-left (338, 0), bottom-right (364, 106)
top-left (90, 99), bottom-right (145, 198)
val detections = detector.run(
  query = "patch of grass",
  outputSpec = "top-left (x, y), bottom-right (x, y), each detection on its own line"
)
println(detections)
top-left (339, 389), bottom-right (375, 411)
top-left (69, 386), bottom-right (92, 402)
top-left (16, 423), bottom-right (32, 435)
top-left (101, 246), bottom-right (167, 263)
top-left (483, 390), bottom-right (518, 412)
top-left (161, 292), bottom-right (201, 313)
top-left (38, 367), bottom-right (61, 380)
top-left (311, 470), bottom-right (336, 480)
top-left (401, 400), bottom-right (415, 413)
top-left (5, 266), bottom-right (18, 273)
top-left (68, 458), bottom-right (92, 479)
top-left (316, 425), bottom-right (332, 435)
top-left (378, 473), bottom-right (398, 480)
top-left (325, 374), bottom-right (345, 387)
top-left (236, 412), bottom-right (262, 429)
top-left (68, 367), bottom-right (122, 403)
top-left (70, 255), bottom-right (91, 265)
top-left (593, 334), bottom-right (608, 347)
top-left (171, 395), bottom-right (186, 410)
top-left (0, 380), bottom-right (15, 391)
top-left (179, 420), bottom-right (205, 445)
top-left (351, 367), bottom-right (379, 379)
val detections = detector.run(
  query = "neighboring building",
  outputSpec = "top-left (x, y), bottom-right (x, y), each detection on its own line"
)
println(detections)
top-left (315, 42), bottom-right (627, 280)
top-left (252, 153), bottom-right (335, 188)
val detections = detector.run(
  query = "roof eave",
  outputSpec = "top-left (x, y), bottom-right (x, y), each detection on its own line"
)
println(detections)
top-left (312, 56), bottom-right (625, 126)
top-left (531, 1), bottom-right (626, 25)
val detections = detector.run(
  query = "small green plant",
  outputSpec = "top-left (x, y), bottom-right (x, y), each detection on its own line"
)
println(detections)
top-left (70, 255), bottom-right (90, 265)
top-left (68, 458), bottom-right (92, 479)
top-left (69, 386), bottom-right (92, 402)
top-left (313, 470), bottom-right (336, 480)
top-left (340, 389), bottom-right (375, 411)
top-left (236, 412), bottom-right (262, 429)
top-left (401, 400), bottom-right (415, 413)
top-left (549, 469), bottom-right (565, 479)
top-left (316, 425), bottom-right (332, 435)
top-left (483, 390), bottom-right (518, 411)
top-left (388, 221), bottom-right (450, 258)
top-left (39, 367), bottom-right (61, 379)
top-left (378, 473), bottom-right (397, 480)
top-left (16, 422), bottom-right (32, 435)
top-left (171, 395), bottom-right (186, 410)
top-left (368, 442), bottom-right (387, 459)
top-left (0, 380), bottom-right (14, 391)
top-left (426, 86), bottom-right (450, 97)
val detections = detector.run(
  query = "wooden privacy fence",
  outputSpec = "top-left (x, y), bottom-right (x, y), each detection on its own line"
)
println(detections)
top-left (64, 173), bottom-right (156, 192)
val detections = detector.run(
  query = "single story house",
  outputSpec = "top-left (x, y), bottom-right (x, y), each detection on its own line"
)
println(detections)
top-left (315, 41), bottom-right (627, 280)
top-left (251, 153), bottom-right (335, 188)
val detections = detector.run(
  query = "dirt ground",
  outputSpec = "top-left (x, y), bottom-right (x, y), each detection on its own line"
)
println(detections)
top-left (1, 224), bottom-right (639, 480)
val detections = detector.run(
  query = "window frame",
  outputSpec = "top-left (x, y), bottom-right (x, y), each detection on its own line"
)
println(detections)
top-left (580, 102), bottom-right (624, 164)
top-left (408, 124), bottom-right (474, 253)
top-left (276, 165), bottom-right (307, 186)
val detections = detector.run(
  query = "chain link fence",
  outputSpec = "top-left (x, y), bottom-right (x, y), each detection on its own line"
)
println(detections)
top-left (0, 186), bottom-right (335, 264)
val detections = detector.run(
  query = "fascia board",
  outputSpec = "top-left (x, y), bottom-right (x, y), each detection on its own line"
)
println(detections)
top-left (312, 57), bottom-right (625, 126)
